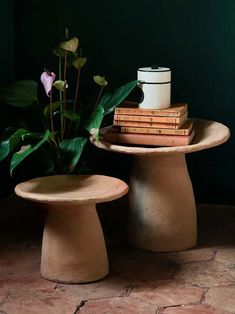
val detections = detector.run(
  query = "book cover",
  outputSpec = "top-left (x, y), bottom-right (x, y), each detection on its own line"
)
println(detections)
top-left (120, 119), bottom-right (193, 136)
top-left (115, 102), bottom-right (188, 117)
top-left (113, 119), bottom-right (186, 129)
top-left (114, 111), bottom-right (188, 124)
top-left (101, 128), bottom-right (195, 147)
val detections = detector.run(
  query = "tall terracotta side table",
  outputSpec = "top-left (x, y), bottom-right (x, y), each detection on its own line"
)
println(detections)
top-left (15, 175), bottom-right (128, 283)
top-left (91, 119), bottom-right (230, 252)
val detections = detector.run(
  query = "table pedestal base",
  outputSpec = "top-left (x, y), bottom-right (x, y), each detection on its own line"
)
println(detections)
top-left (41, 204), bottom-right (109, 283)
top-left (128, 154), bottom-right (197, 252)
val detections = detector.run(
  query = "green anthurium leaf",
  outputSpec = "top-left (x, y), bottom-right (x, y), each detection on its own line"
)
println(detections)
top-left (43, 101), bottom-right (61, 119)
top-left (52, 46), bottom-right (66, 57)
top-left (62, 111), bottom-right (80, 122)
top-left (0, 128), bottom-right (28, 162)
top-left (43, 100), bottom-right (74, 119)
top-left (10, 130), bottom-right (50, 176)
top-left (43, 101), bottom-right (62, 119)
top-left (102, 80), bottom-right (138, 115)
top-left (72, 57), bottom-right (87, 69)
top-left (60, 137), bottom-right (87, 172)
top-left (22, 131), bottom-right (54, 140)
top-left (83, 104), bottom-right (105, 134)
top-left (53, 110), bottom-right (61, 117)
top-left (53, 80), bottom-right (68, 92)
top-left (97, 92), bottom-right (113, 111)
top-left (60, 37), bottom-right (79, 52)
top-left (0, 80), bottom-right (38, 107)
top-left (93, 75), bottom-right (108, 87)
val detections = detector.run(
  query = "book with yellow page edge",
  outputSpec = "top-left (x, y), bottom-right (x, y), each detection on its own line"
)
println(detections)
top-left (101, 126), bottom-right (195, 147)
top-left (114, 111), bottom-right (188, 124)
top-left (113, 119), bottom-right (186, 129)
top-left (120, 119), bottom-right (193, 136)
top-left (115, 102), bottom-right (188, 117)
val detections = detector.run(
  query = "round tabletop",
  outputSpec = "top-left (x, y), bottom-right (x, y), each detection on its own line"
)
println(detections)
top-left (15, 175), bottom-right (129, 205)
top-left (91, 119), bottom-right (230, 156)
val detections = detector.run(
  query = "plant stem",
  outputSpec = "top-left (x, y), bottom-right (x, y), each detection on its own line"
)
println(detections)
top-left (49, 91), bottom-right (55, 139)
top-left (61, 50), bottom-right (68, 140)
top-left (59, 56), bottom-right (63, 138)
top-left (73, 68), bottom-right (81, 112)
top-left (68, 68), bottom-right (81, 136)
top-left (94, 86), bottom-right (104, 111)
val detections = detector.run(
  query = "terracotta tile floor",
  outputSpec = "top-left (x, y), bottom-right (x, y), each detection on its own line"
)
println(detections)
top-left (0, 196), bottom-right (235, 314)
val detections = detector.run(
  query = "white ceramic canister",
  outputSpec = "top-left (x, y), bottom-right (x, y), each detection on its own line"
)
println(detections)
top-left (137, 66), bottom-right (171, 109)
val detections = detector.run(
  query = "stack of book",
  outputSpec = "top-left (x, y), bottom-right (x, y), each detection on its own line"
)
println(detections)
top-left (101, 103), bottom-right (195, 146)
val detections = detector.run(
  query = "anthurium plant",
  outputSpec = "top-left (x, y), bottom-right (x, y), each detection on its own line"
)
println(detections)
top-left (0, 34), bottom-right (137, 177)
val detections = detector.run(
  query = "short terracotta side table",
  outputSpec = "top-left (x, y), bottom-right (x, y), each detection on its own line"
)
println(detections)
top-left (91, 119), bottom-right (230, 252)
top-left (15, 175), bottom-right (128, 283)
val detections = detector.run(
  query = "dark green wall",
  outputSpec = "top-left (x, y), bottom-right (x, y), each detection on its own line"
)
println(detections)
top-left (0, 0), bottom-right (14, 197)
top-left (0, 0), bottom-right (14, 83)
top-left (10, 1), bottom-right (235, 203)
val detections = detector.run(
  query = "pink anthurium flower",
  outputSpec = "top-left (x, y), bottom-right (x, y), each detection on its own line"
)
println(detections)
top-left (40, 70), bottom-right (56, 96)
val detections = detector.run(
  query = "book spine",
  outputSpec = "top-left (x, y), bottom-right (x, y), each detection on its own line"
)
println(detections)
top-left (113, 120), bottom-right (183, 129)
top-left (102, 130), bottom-right (194, 147)
top-left (115, 105), bottom-right (187, 117)
top-left (114, 112), bottom-right (187, 123)
top-left (120, 125), bottom-right (192, 136)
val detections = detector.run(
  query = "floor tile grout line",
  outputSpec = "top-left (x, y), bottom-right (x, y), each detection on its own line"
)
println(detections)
top-left (200, 287), bottom-right (209, 304)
